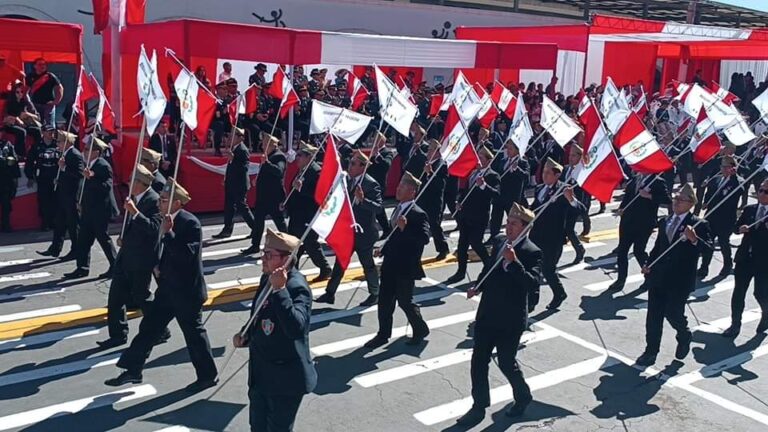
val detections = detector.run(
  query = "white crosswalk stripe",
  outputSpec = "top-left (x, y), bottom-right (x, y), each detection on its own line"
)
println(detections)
top-left (0, 352), bottom-right (120, 388)
top-left (0, 258), bottom-right (33, 268)
top-left (0, 272), bottom-right (51, 284)
top-left (0, 327), bottom-right (101, 353)
top-left (0, 305), bottom-right (82, 323)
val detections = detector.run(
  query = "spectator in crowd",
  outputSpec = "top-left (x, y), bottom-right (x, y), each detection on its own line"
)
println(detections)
top-left (218, 62), bottom-right (232, 85)
top-left (25, 58), bottom-right (63, 127)
top-left (4, 81), bottom-right (40, 157)
top-left (194, 66), bottom-right (212, 90)
top-left (249, 63), bottom-right (268, 87)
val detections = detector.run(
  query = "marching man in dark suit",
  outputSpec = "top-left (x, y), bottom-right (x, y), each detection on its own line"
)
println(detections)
top-left (98, 165), bottom-right (164, 348)
top-left (608, 172), bottom-right (670, 292)
top-left (402, 125), bottom-right (428, 179)
top-left (232, 228), bottom-right (317, 432)
top-left (636, 184), bottom-right (712, 366)
top-left (243, 133), bottom-right (287, 255)
top-left (445, 145), bottom-right (500, 285)
top-left (528, 158), bottom-right (581, 310)
top-left (487, 139), bottom-right (528, 242)
top-left (318, 150), bottom-right (383, 307)
top-left (722, 178), bottom-right (768, 337)
top-left (39, 131), bottom-right (83, 260)
top-left (698, 155), bottom-right (742, 279)
top-left (213, 127), bottom-right (257, 239)
top-left (106, 179), bottom-right (218, 391)
top-left (419, 139), bottom-right (450, 260)
top-left (367, 132), bottom-right (395, 238)
top-left (365, 172), bottom-right (431, 349)
top-left (285, 141), bottom-right (332, 282)
top-left (562, 144), bottom-right (587, 264)
top-left (148, 118), bottom-right (177, 178)
top-left (458, 203), bottom-right (542, 426)
top-left (64, 137), bottom-right (119, 279)
top-left (139, 147), bottom-right (166, 194)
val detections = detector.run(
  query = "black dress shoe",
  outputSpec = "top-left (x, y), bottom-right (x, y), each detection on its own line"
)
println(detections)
top-left (546, 294), bottom-right (567, 310)
top-left (363, 335), bottom-right (388, 349)
top-left (311, 270), bottom-right (332, 283)
top-left (315, 293), bottom-right (335, 304)
top-left (435, 251), bottom-right (449, 261)
top-left (721, 325), bottom-right (740, 338)
top-left (59, 252), bottom-right (77, 262)
top-left (444, 273), bottom-right (465, 285)
top-left (636, 351), bottom-right (657, 366)
top-left (696, 267), bottom-right (709, 280)
top-left (359, 294), bottom-right (378, 307)
top-left (63, 268), bottom-right (89, 279)
top-left (37, 249), bottom-right (59, 258)
top-left (105, 371), bottom-right (143, 387)
top-left (718, 266), bottom-right (733, 277)
top-left (456, 406), bottom-right (485, 426)
top-left (98, 268), bottom-right (114, 279)
top-left (240, 245), bottom-right (261, 255)
top-left (184, 377), bottom-right (219, 393)
top-left (96, 338), bottom-right (127, 349)
top-left (505, 395), bottom-right (532, 417)
top-left (607, 280), bottom-right (625, 292)
top-left (211, 230), bottom-right (232, 239)
top-left (675, 333), bottom-right (692, 360)
top-left (154, 330), bottom-right (171, 346)
top-left (757, 315), bottom-right (768, 333)
top-left (405, 329), bottom-right (430, 346)
top-left (572, 248), bottom-right (585, 265)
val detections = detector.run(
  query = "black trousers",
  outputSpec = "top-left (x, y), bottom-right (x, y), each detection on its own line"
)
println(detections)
top-left (117, 296), bottom-right (217, 380)
top-left (37, 179), bottom-right (56, 229)
top-left (424, 204), bottom-right (449, 254)
top-left (106, 262), bottom-right (154, 340)
top-left (248, 387), bottom-right (304, 432)
top-left (645, 287), bottom-right (690, 354)
top-left (699, 227), bottom-right (733, 270)
top-left (211, 121), bottom-right (226, 152)
top-left (4, 125), bottom-right (26, 157)
top-left (615, 226), bottom-right (654, 283)
top-left (0, 184), bottom-right (12, 230)
top-left (730, 263), bottom-right (768, 325)
top-left (75, 214), bottom-right (116, 271)
top-left (455, 219), bottom-right (490, 274)
top-left (251, 200), bottom-right (287, 248)
top-left (443, 177), bottom-right (458, 215)
top-left (223, 190), bottom-right (256, 232)
top-left (565, 214), bottom-right (585, 255)
top-left (288, 215), bottom-right (330, 273)
top-left (51, 197), bottom-right (79, 254)
top-left (325, 238), bottom-right (379, 297)
top-left (471, 325), bottom-right (531, 408)
top-left (539, 243), bottom-right (565, 300)
top-left (488, 201), bottom-right (513, 240)
top-left (376, 273), bottom-right (428, 339)
top-left (376, 206), bottom-right (390, 236)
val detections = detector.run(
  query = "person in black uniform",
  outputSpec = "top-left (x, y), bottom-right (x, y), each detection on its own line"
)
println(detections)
top-left (698, 155), bottom-right (742, 279)
top-left (365, 172), bottom-right (431, 349)
top-left (722, 178), bottom-right (768, 337)
top-left (457, 203), bottom-right (542, 426)
top-left (232, 229), bottom-right (317, 432)
top-left (213, 127), bottom-right (257, 239)
top-left (419, 139), bottom-right (450, 260)
top-left (529, 158), bottom-right (581, 310)
top-left (401, 126), bottom-right (428, 179)
top-left (64, 137), bottom-right (119, 279)
top-left (0, 137), bottom-right (20, 232)
top-left (211, 82), bottom-right (231, 156)
top-left (445, 146), bottom-right (500, 285)
top-left (243, 133), bottom-right (288, 255)
top-left (284, 141), bottom-right (332, 282)
top-left (636, 184), bottom-right (712, 366)
top-left (139, 147), bottom-right (166, 194)
top-left (317, 150), bottom-right (382, 307)
top-left (487, 139), bottom-right (528, 242)
top-left (367, 132), bottom-right (395, 238)
top-left (38, 131), bottom-right (83, 259)
top-left (106, 179), bottom-right (218, 391)
top-left (24, 125), bottom-right (60, 231)
top-left (97, 165), bottom-right (164, 348)
top-left (608, 172), bottom-right (671, 292)
top-left (148, 118), bottom-right (177, 178)
top-left (561, 144), bottom-right (587, 264)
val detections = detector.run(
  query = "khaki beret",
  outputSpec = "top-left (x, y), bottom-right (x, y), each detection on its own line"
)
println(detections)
top-left (478, 128), bottom-right (490, 139)
top-left (412, 125), bottom-right (426, 137)
top-left (298, 141), bottom-right (318, 155)
top-left (676, 183), bottom-right (697, 205)
top-left (401, 171), bottom-right (422, 188)
top-left (352, 149), bottom-right (369, 164)
top-left (141, 147), bottom-right (161, 164)
top-left (233, 127), bottom-right (245, 137)
top-left (261, 132), bottom-right (279, 146)
top-left (721, 155), bottom-right (737, 168)
top-left (545, 157), bottom-right (563, 173)
top-left (87, 136), bottom-right (109, 153)
top-left (508, 202), bottom-right (535, 224)
top-left (427, 138), bottom-right (441, 151)
top-left (134, 164), bottom-right (154, 187)
top-left (163, 177), bottom-right (191, 205)
top-left (265, 228), bottom-right (300, 253)
top-left (570, 144), bottom-right (583, 155)
top-left (56, 131), bottom-right (77, 146)
top-left (477, 145), bottom-right (493, 160)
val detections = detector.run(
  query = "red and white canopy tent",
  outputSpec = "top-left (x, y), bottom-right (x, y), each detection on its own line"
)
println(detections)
top-left (457, 14), bottom-right (768, 95)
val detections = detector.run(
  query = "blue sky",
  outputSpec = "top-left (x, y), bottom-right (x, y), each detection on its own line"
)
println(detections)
top-left (717, 0), bottom-right (768, 12)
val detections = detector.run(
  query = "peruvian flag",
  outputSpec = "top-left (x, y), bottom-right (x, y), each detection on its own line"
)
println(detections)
top-left (577, 90), bottom-right (601, 153)
top-left (312, 135), bottom-right (356, 270)
top-left (440, 104), bottom-right (480, 177)
top-left (429, 93), bottom-right (449, 117)
top-left (92, 0), bottom-right (145, 34)
top-left (346, 71), bottom-right (369, 111)
top-left (577, 122), bottom-right (625, 203)
top-left (474, 86), bottom-right (499, 129)
top-left (73, 66), bottom-right (99, 132)
top-left (490, 81), bottom-right (516, 118)
top-left (90, 74), bottom-right (116, 134)
top-left (677, 116), bottom-right (693, 135)
top-left (614, 112), bottom-right (673, 174)
top-left (173, 62), bottom-right (217, 146)
top-left (228, 84), bottom-right (260, 125)
top-left (268, 66), bottom-right (299, 119)
top-left (633, 86), bottom-right (648, 118)
top-left (689, 109), bottom-right (722, 165)
top-left (711, 81), bottom-right (739, 106)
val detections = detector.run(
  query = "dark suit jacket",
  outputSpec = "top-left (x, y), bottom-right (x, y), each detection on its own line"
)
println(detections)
top-left (416, 157), bottom-right (447, 214)
top-left (56, 146), bottom-right (84, 203)
top-left (349, 173), bottom-right (382, 246)
top-left (458, 167), bottom-right (500, 225)
top-left (495, 156), bottom-right (529, 207)
top-left (734, 204), bottom-right (768, 269)
top-left (702, 174), bottom-right (742, 234)
top-left (82, 157), bottom-right (119, 221)
top-left (225, 142), bottom-right (251, 196)
top-left (475, 235), bottom-right (542, 332)
top-left (647, 213), bottom-right (712, 292)
top-left (256, 149), bottom-right (286, 206)
top-left (619, 175), bottom-right (670, 234)
top-left (117, 187), bottom-right (162, 271)
top-left (368, 147), bottom-right (395, 189)
top-left (246, 270), bottom-right (317, 396)
top-left (381, 202), bottom-right (431, 279)
top-left (149, 133), bottom-right (178, 175)
top-left (151, 170), bottom-right (166, 194)
top-left (402, 146), bottom-right (428, 179)
top-left (529, 181), bottom-right (584, 249)
top-left (287, 162), bottom-right (320, 223)
top-left (156, 209), bottom-right (206, 309)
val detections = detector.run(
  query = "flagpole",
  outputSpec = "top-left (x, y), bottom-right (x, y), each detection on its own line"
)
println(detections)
top-left (77, 123), bottom-right (102, 206)
top-left (119, 116), bottom-right (148, 241)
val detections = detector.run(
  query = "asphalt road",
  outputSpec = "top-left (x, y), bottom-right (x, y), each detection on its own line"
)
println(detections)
top-left (0, 195), bottom-right (767, 432)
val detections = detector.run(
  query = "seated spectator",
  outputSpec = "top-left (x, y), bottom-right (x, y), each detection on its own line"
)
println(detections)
top-left (4, 81), bottom-right (41, 158)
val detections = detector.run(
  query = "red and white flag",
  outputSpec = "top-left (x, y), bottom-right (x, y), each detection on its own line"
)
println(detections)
top-left (228, 84), bottom-right (260, 125)
top-left (474, 86), bottom-right (499, 129)
top-left (752, 86), bottom-right (768, 122)
top-left (173, 63), bottom-right (217, 146)
top-left (92, 0), bottom-right (145, 34)
top-left (73, 66), bottom-right (99, 132)
top-left (576, 90), bottom-right (601, 153)
top-left (711, 81), bottom-right (739, 106)
top-left (312, 135), bottom-right (356, 270)
top-left (613, 112), bottom-right (674, 174)
top-left (490, 81), bottom-right (516, 118)
top-left (429, 93), bottom-right (449, 117)
top-left (576, 122), bottom-right (625, 203)
top-left (90, 74), bottom-right (116, 134)
top-left (268, 67), bottom-right (299, 119)
top-left (689, 109), bottom-right (722, 165)
top-left (346, 71), bottom-right (369, 111)
top-left (633, 86), bottom-right (648, 118)
top-left (440, 104), bottom-right (479, 177)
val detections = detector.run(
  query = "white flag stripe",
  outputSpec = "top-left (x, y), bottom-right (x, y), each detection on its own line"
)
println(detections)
top-left (375, 65), bottom-right (418, 137)
top-left (619, 129), bottom-right (660, 166)
top-left (541, 96), bottom-right (580, 147)
top-left (174, 68), bottom-right (199, 129)
top-left (311, 174), bottom-right (346, 240)
top-left (309, 100), bottom-right (372, 144)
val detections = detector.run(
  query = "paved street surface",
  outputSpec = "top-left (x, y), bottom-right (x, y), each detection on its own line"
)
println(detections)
top-left (0, 195), bottom-right (767, 432)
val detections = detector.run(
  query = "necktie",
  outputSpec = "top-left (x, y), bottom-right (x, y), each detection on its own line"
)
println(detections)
top-left (758, 206), bottom-right (766, 222)
top-left (538, 185), bottom-right (549, 203)
top-left (666, 216), bottom-right (679, 242)
top-left (391, 204), bottom-right (403, 228)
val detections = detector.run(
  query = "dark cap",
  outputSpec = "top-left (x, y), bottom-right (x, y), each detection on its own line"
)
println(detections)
top-left (42, 124), bottom-right (56, 132)
top-left (255, 63), bottom-right (267, 71)
top-left (310, 68), bottom-right (319, 76)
